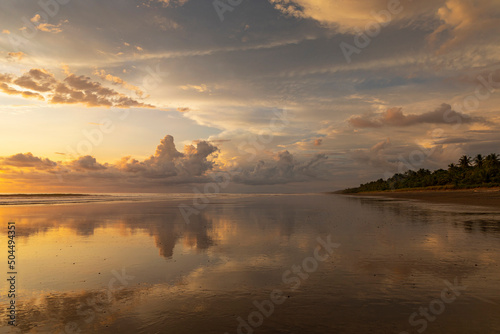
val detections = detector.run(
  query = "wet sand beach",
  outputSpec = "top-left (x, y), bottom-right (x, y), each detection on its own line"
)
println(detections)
top-left (347, 188), bottom-right (500, 208)
top-left (1, 194), bottom-right (500, 333)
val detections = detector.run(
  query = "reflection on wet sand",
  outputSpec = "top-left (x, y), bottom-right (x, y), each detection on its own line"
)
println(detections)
top-left (1, 195), bottom-right (500, 333)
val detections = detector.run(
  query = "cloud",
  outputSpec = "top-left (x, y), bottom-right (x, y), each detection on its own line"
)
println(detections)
top-left (0, 135), bottom-right (219, 191)
top-left (269, 0), bottom-right (499, 54)
top-left (35, 17), bottom-right (67, 34)
top-left (22, 15), bottom-right (68, 33)
top-left (269, 0), bottom-right (442, 32)
top-left (371, 138), bottom-right (391, 152)
top-left (6, 52), bottom-right (25, 61)
top-left (429, 0), bottom-right (500, 52)
top-left (2, 29), bottom-right (10, 34)
top-left (0, 69), bottom-right (153, 108)
top-left (348, 104), bottom-right (485, 128)
top-left (233, 150), bottom-right (329, 185)
top-left (434, 137), bottom-right (474, 145)
top-left (0, 135), bottom-right (332, 190)
top-left (177, 107), bottom-right (191, 113)
top-left (30, 14), bottom-right (41, 23)
top-left (61, 64), bottom-right (71, 76)
top-left (1, 153), bottom-right (56, 169)
top-left (153, 0), bottom-right (189, 7)
top-left (314, 139), bottom-right (322, 146)
top-left (129, 135), bottom-right (219, 179)
top-left (350, 138), bottom-right (399, 174)
top-left (13, 69), bottom-right (57, 92)
top-left (0, 82), bottom-right (45, 100)
top-left (94, 69), bottom-right (145, 97)
top-left (70, 156), bottom-right (107, 171)
top-left (122, 43), bottom-right (146, 53)
top-left (97, 135), bottom-right (219, 182)
top-left (180, 84), bottom-right (209, 93)
top-left (0, 74), bottom-right (12, 82)
top-left (152, 15), bottom-right (181, 31)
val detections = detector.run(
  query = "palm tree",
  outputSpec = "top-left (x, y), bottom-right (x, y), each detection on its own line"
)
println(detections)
top-left (473, 154), bottom-right (484, 168)
top-left (485, 153), bottom-right (499, 168)
top-left (346, 151), bottom-right (500, 193)
top-left (458, 155), bottom-right (471, 169)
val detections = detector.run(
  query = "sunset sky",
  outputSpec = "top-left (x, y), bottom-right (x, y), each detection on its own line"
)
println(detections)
top-left (0, 0), bottom-right (499, 193)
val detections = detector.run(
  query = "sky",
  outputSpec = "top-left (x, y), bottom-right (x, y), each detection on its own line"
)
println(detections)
top-left (0, 0), bottom-right (499, 193)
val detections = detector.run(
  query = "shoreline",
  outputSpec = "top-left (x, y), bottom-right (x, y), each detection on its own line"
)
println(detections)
top-left (341, 187), bottom-right (500, 208)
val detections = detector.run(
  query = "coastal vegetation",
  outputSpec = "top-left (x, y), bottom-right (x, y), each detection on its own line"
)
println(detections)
top-left (343, 154), bottom-right (500, 193)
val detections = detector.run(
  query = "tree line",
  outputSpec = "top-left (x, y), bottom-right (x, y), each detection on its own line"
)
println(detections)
top-left (342, 153), bottom-right (500, 193)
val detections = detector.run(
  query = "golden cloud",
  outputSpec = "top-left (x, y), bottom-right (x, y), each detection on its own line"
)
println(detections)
top-left (269, 0), bottom-right (442, 32)
top-left (0, 68), bottom-right (154, 108)
top-left (22, 14), bottom-right (68, 33)
top-left (94, 69), bottom-right (146, 97)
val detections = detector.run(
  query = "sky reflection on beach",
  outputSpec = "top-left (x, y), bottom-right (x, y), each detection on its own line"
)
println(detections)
top-left (1, 194), bottom-right (499, 333)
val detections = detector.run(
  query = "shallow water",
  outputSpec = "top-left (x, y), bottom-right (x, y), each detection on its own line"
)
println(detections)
top-left (1, 194), bottom-right (499, 333)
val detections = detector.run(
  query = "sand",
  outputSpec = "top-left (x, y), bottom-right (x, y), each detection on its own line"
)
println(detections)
top-left (346, 187), bottom-right (500, 208)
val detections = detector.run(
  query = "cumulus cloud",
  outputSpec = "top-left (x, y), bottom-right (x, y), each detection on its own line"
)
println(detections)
top-left (117, 135), bottom-right (219, 180)
top-left (13, 69), bottom-right (57, 92)
top-left (0, 136), bottom-right (333, 190)
top-left (0, 73), bottom-right (45, 100)
top-left (0, 135), bottom-right (219, 191)
top-left (1, 153), bottom-right (56, 169)
top-left (0, 68), bottom-right (153, 108)
top-left (70, 156), bottom-right (107, 171)
top-left (103, 135), bottom-right (218, 181)
top-left (348, 104), bottom-right (485, 128)
top-left (0, 84), bottom-right (43, 100)
top-left (233, 150), bottom-right (328, 185)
